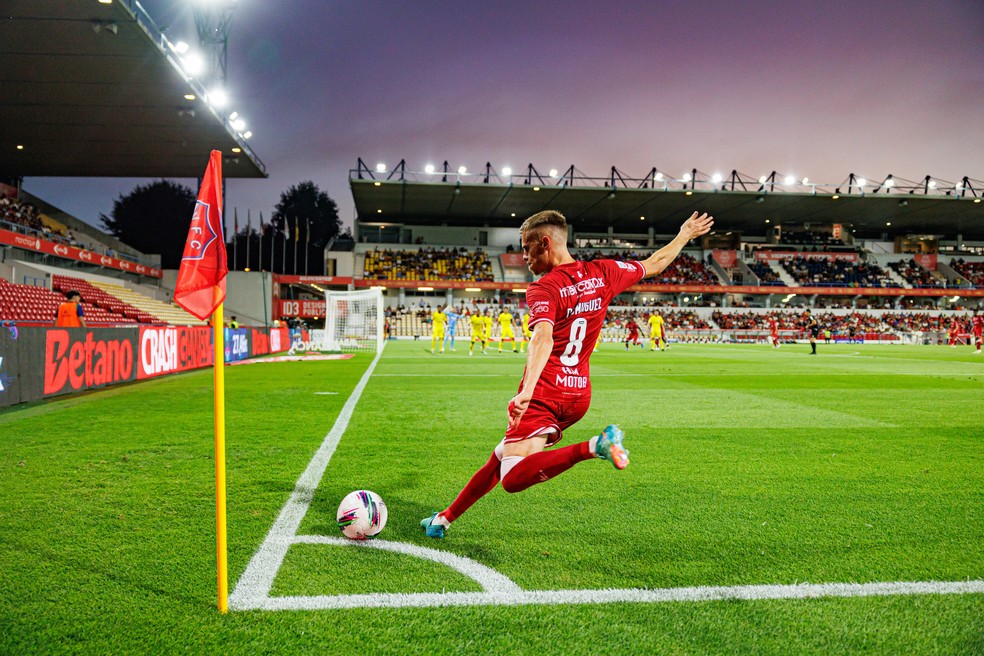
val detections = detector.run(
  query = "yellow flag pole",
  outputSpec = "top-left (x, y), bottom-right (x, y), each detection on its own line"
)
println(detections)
top-left (213, 302), bottom-right (229, 613)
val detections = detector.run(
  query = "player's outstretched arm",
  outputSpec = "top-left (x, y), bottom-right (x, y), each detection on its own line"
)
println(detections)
top-left (640, 212), bottom-right (714, 279)
top-left (507, 321), bottom-right (554, 429)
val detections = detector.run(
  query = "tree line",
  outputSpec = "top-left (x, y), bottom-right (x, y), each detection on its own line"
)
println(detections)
top-left (100, 179), bottom-right (349, 273)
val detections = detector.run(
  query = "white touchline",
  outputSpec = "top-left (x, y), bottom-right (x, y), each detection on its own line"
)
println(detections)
top-left (230, 344), bottom-right (984, 613)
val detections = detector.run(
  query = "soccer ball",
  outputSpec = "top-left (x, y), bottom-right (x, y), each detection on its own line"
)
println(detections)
top-left (336, 490), bottom-right (387, 540)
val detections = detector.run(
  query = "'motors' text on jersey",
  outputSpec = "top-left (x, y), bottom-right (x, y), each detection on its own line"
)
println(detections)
top-left (524, 259), bottom-right (645, 399)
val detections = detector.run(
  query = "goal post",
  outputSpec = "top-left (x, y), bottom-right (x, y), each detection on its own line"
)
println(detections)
top-left (316, 288), bottom-right (385, 354)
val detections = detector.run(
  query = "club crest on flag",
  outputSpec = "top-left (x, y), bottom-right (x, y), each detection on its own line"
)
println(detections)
top-left (183, 200), bottom-right (221, 262)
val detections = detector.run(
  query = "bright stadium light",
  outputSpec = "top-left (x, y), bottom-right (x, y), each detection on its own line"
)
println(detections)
top-left (758, 175), bottom-right (767, 184)
top-left (884, 178), bottom-right (895, 187)
top-left (172, 40), bottom-right (190, 55)
top-left (231, 118), bottom-right (246, 131)
top-left (228, 111), bottom-right (238, 120)
top-left (654, 172), bottom-right (664, 181)
top-left (457, 166), bottom-right (467, 175)
top-left (712, 173), bottom-right (723, 184)
top-left (181, 52), bottom-right (205, 77)
top-left (682, 172), bottom-right (692, 182)
top-left (376, 163), bottom-right (386, 173)
top-left (242, 130), bottom-right (252, 139)
top-left (857, 178), bottom-right (867, 187)
top-left (424, 163), bottom-right (435, 174)
top-left (502, 166), bottom-right (512, 177)
top-left (802, 177), bottom-right (809, 185)
top-left (784, 175), bottom-right (795, 185)
top-left (549, 169), bottom-right (558, 178)
top-left (928, 179), bottom-right (937, 189)
top-left (207, 86), bottom-right (228, 108)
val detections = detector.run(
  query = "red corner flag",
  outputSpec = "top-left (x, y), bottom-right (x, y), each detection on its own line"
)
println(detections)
top-left (175, 150), bottom-right (228, 320)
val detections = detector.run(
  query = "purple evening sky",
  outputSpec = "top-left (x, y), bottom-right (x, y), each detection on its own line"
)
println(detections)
top-left (23, 0), bottom-right (984, 234)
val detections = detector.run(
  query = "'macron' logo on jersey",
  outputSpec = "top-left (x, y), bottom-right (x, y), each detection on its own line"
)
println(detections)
top-left (558, 277), bottom-right (605, 298)
top-left (182, 200), bottom-right (220, 262)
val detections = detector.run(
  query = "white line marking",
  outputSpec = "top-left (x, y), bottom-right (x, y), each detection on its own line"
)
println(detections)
top-left (229, 347), bottom-right (388, 611)
top-left (293, 536), bottom-right (521, 594)
top-left (375, 372), bottom-right (982, 377)
top-left (313, 392), bottom-right (339, 395)
top-left (241, 579), bottom-right (984, 611)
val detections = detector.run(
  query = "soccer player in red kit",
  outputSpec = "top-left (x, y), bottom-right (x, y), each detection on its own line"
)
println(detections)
top-left (625, 318), bottom-right (642, 350)
top-left (768, 315), bottom-right (780, 348)
top-left (948, 316), bottom-right (961, 348)
top-left (421, 209), bottom-right (714, 538)
top-left (972, 310), bottom-right (982, 354)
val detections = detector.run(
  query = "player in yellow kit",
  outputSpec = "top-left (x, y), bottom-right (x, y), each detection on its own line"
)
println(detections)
top-left (482, 309), bottom-right (494, 353)
top-left (468, 310), bottom-right (486, 356)
top-left (648, 312), bottom-right (666, 351)
top-left (497, 307), bottom-right (518, 353)
top-left (431, 305), bottom-right (447, 353)
top-left (519, 311), bottom-right (532, 352)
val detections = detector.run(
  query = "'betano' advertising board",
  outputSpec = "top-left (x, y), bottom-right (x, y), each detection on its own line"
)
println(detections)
top-left (43, 328), bottom-right (137, 396)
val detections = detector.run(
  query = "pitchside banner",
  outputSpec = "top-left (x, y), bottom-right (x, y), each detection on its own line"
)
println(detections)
top-left (0, 323), bottom-right (21, 407)
top-left (137, 326), bottom-right (214, 379)
top-left (224, 328), bottom-right (250, 363)
top-left (43, 328), bottom-right (138, 397)
top-left (0, 227), bottom-right (163, 278)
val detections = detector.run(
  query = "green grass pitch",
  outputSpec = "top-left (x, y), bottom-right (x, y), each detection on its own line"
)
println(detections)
top-left (1, 340), bottom-right (982, 654)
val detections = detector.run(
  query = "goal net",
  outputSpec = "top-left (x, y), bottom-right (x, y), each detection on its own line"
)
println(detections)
top-left (313, 288), bottom-right (384, 354)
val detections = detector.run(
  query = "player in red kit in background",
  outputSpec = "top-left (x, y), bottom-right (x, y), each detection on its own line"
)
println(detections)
top-left (972, 310), bottom-right (982, 354)
top-left (948, 316), bottom-right (962, 348)
top-left (422, 209), bottom-right (714, 538)
top-left (625, 318), bottom-right (642, 350)
top-left (768, 315), bottom-right (780, 348)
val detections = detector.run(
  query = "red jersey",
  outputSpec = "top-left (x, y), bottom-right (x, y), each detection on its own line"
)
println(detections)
top-left (973, 315), bottom-right (983, 335)
top-left (523, 259), bottom-right (645, 400)
top-left (627, 320), bottom-right (640, 336)
top-left (768, 317), bottom-right (778, 334)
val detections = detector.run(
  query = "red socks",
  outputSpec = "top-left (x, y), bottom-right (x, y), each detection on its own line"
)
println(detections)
top-left (500, 441), bottom-right (593, 493)
top-left (441, 450), bottom-right (501, 522)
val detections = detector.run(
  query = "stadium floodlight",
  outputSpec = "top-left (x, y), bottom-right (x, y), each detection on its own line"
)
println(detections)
top-left (457, 166), bottom-right (467, 175)
top-left (884, 178), bottom-right (895, 187)
top-left (172, 40), bottom-right (190, 55)
top-left (533, 186), bottom-right (541, 192)
top-left (376, 163), bottom-right (386, 173)
top-left (207, 86), bottom-right (228, 108)
top-left (231, 118), bottom-right (246, 131)
top-left (928, 179), bottom-right (937, 189)
top-left (464, 287), bottom-right (481, 292)
top-left (857, 178), bottom-right (867, 187)
top-left (242, 130), bottom-right (252, 139)
top-left (802, 177), bottom-right (809, 185)
top-left (502, 166), bottom-right (513, 177)
top-left (424, 164), bottom-right (435, 174)
top-left (682, 172), bottom-right (692, 182)
top-left (758, 175), bottom-right (767, 184)
top-left (181, 52), bottom-right (205, 77)
top-left (886, 222), bottom-right (892, 226)
top-left (832, 194), bottom-right (840, 200)
top-left (549, 169), bottom-right (558, 178)
top-left (418, 286), bottom-right (434, 291)
top-left (712, 173), bottom-right (723, 184)
top-left (784, 175), bottom-right (795, 185)
top-left (229, 111), bottom-right (238, 120)
top-left (654, 172), bottom-right (664, 181)
top-left (184, 93), bottom-right (196, 100)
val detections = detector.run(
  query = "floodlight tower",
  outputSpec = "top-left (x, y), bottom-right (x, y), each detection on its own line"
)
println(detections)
top-left (193, 0), bottom-right (237, 96)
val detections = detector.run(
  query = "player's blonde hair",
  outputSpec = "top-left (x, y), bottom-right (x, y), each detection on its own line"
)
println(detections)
top-left (520, 210), bottom-right (567, 237)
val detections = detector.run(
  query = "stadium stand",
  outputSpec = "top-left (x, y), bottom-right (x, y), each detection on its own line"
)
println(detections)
top-left (888, 258), bottom-right (947, 288)
top-left (777, 230), bottom-right (845, 248)
top-left (748, 260), bottom-right (783, 284)
top-left (364, 247), bottom-right (494, 281)
top-left (950, 258), bottom-right (984, 287)
top-left (780, 256), bottom-right (899, 287)
top-left (50, 274), bottom-right (205, 326)
top-left (0, 277), bottom-right (136, 324)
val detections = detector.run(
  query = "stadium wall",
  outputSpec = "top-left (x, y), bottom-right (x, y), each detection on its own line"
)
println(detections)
top-left (0, 324), bottom-right (293, 408)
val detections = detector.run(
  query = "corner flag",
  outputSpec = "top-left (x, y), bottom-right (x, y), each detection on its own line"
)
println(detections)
top-left (175, 149), bottom-right (230, 614)
top-left (175, 150), bottom-right (228, 320)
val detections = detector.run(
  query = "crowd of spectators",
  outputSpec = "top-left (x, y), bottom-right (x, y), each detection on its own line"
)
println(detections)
top-left (605, 308), bottom-right (711, 330)
top-left (888, 258), bottom-right (947, 288)
top-left (576, 250), bottom-right (719, 284)
top-left (748, 260), bottom-right (782, 284)
top-left (364, 247), bottom-right (494, 282)
top-left (1, 196), bottom-right (45, 234)
top-left (780, 256), bottom-right (899, 288)
top-left (708, 309), bottom-right (959, 335)
top-left (950, 258), bottom-right (984, 287)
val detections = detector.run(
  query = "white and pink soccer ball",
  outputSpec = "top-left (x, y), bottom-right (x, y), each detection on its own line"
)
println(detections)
top-left (336, 490), bottom-right (387, 540)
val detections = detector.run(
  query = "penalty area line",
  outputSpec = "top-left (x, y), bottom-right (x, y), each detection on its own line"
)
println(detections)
top-left (239, 579), bottom-right (984, 611)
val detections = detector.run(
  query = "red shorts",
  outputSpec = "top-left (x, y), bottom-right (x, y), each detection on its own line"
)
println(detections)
top-left (505, 396), bottom-right (591, 447)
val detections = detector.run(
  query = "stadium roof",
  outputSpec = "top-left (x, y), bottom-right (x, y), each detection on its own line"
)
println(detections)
top-left (351, 162), bottom-right (984, 240)
top-left (0, 0), bottom-right (265, 179)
